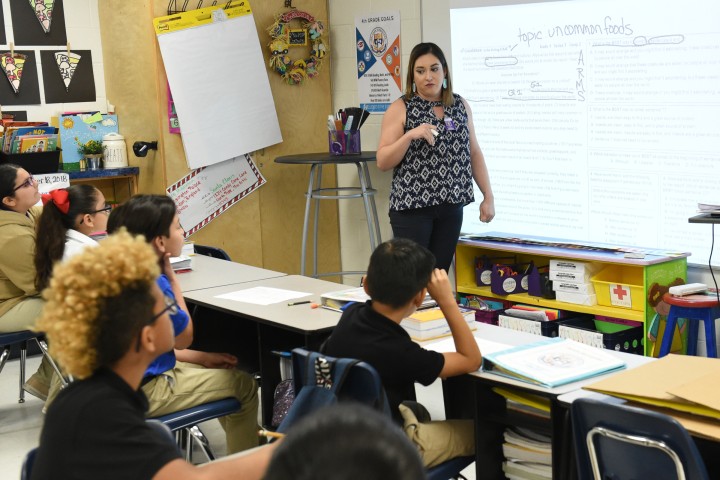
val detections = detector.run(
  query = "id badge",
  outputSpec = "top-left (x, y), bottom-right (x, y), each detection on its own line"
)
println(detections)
top-left (444, 116), bottom-right (457, 131)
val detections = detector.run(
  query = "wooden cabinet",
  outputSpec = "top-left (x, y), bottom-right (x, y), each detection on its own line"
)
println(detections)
top-left (455, 234), bottom-right (689, 355)
top-left (66, 167), bottom-right (139, 205)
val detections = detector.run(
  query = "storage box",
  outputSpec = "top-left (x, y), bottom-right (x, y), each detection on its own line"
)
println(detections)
top-left (458, 294), bottom-right (507, 325)
top-left (555, 291), bottom-right (597, 306)
top-left (498, 313), bottom-right (592, 337)
top-left (549, 259), bottom-right (600, 277)
top-left (591, 266), bottom-right (644, 311)
top-left (491, 262), bottom-right (532, 296)
top-left (553, 280), bottom-right (596, 295)
top-left (328, 130), bottom-right (361, 155)
top-left (527, 264), bottom-right (555, 299)
top-left (0, 148), bottom-right (61, 174)
top-left (474, 255), bottom-right (515, 287)
top-left (559, 317), bottom-right (644, 354)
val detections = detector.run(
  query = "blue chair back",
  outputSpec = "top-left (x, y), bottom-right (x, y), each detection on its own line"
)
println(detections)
top-left (572, 397), bottom-right (709, 480)
top-left (21, 447), bottom-right (37, 480)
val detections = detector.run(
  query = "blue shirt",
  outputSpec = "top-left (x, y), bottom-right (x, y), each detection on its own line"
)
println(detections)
top-left (144, 274), bottom-right (190, 378)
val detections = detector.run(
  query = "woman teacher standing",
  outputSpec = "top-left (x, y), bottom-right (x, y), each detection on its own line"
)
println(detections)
top-left (377, 42), bottom-right (495, 272)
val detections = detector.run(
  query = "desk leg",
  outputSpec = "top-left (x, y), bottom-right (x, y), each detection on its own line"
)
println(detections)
top-left (356, 162), bottom-right (377, 250)
top-left (360, 161), bottom-right (382, 246)
top-left (552, 401), bottom-right (577, 480)
top-left (301, 165), bottom-right (318, 276)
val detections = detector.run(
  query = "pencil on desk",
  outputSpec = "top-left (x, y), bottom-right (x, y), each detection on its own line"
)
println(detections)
top-left (258, 429), bottom-right (286, 439)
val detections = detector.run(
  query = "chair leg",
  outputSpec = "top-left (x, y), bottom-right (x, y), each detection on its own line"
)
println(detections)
top-left (189, 425), bottom-right (216, 462)
top-left (659, 312), bottom-right (678, 357)
top-left (19, 340), bottom-right (28, 403)
top-left (35, 338), bottom-right (68, 387)
top-left (0, 346), bottom-right (10, 374)
top-left (704, 310), bottom-right (717, 358)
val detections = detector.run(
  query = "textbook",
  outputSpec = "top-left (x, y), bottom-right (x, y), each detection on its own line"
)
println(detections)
top-left (170, 255), bottom-right (192, 272)
top-left (482, 337), bottom-right (625, 388)
top-left (400, 306), bottom-right (476, 341)
top-left (320, 286), bottom-right (437, 312)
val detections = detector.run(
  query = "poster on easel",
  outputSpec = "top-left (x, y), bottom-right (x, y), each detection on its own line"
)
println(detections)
top-left (166, 154), bottom-right (266, 237)
top-left (154, 1), bottom-right (282, 169)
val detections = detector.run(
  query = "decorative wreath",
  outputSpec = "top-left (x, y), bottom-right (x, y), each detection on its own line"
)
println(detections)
top-left (267, 10), bottom-right (327, 85)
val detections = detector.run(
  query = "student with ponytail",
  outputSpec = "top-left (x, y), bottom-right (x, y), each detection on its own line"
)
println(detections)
top-left (35, 184), bottom-right (110, 291)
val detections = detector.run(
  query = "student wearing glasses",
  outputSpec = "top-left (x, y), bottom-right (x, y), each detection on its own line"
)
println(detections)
top-left (0, 164), bottom-right (53, 397)
top-left (107, 195), bottom-right (259, 454)
top-left (32, 231), bottom-right (275, 479)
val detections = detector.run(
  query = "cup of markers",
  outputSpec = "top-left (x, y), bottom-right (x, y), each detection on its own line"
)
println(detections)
top-left (327, 108), bottom-right (369, 156)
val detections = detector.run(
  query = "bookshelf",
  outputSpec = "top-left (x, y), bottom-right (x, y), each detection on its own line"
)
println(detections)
top-left (455, 234), bottom-right (689, 356)
top-left (65, 167), bottom-right (139, 205)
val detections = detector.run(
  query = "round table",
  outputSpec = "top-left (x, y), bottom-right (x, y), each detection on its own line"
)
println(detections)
top-left (274, 151), bottom-right (382, 278)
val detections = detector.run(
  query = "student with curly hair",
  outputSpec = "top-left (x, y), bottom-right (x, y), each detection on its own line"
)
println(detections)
top-left (107, 194), bottom-right (259, 454)
top-left (0, 164), bottom-right (53, 398)
top-left (32, 231), bottom-right (275, 479)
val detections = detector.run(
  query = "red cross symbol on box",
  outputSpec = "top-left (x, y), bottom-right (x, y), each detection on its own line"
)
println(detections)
top-left (612, 284), bottom-right (628, 300)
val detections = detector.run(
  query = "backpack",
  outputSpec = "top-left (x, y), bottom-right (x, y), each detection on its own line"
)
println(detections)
top-left (275, 351), bottom-right (362, 433)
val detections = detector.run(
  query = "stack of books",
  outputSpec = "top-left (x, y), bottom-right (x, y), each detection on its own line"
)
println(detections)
top-left (400, 306), bottom-right (476, 341)
top-left (1, 122), bottom-right (59, 154)
top-left (169, 255), bottom-right (192, 272)
top-left (502, 427), bottom-right (552, 480)
top-left (320, 287), bottom-right (437, 313)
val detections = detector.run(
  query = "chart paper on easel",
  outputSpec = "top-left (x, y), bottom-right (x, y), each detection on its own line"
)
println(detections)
top-left (155, 2), bottom-right (282, 169)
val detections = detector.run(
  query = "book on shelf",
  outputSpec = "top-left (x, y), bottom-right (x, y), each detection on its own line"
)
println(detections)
top-left (502, 460), bottom-right (552, 480)
top-left (3, 124), bottom-right (55, 153)
top-left (320, 286), bottom-right (437, 313)
top-left (483, 337), bottom-right (626, 388)
top-left (502, 426), bottom-right (552, 476)
top-left (502, 443), bottom-right (552, 466)
top-left (17, 134), bottom-right (58, 153)
top-left (170, 255), bottom-right (192, 272)
top-left (400, 306), bottom-right (476, 341)
top-left (492, 387), bottom-right (551, 417)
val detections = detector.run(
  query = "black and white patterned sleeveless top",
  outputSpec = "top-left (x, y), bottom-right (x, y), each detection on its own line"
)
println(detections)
top-left (389, 93), bottom-right (474, 212)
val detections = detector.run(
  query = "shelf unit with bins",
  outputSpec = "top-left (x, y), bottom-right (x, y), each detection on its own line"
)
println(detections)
top-left (455, 234), bottom-right (689, 356)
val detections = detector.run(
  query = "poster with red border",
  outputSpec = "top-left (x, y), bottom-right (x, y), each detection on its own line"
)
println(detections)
top-left (166, 153), bottom-right (265, 237)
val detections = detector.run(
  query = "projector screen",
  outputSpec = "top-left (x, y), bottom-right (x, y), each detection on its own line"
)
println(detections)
top-left (444, 0), bottom-right (720, 265)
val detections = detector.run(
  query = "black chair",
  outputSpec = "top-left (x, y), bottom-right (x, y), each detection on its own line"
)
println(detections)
top-left (572, 397), bottom-right (709, 480)
top-left (20, 447), bottom-right (36, 480)
top-left (194, 244), bottom-right (231, 261)
top-left (288, 348), bottom-right (473, 479)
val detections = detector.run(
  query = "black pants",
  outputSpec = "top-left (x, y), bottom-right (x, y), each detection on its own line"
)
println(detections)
top-left (389, 203), bottom-right (464, 273)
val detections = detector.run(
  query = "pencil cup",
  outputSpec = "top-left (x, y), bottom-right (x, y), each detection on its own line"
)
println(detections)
top-left (329, 130), bottom-right (361, 155)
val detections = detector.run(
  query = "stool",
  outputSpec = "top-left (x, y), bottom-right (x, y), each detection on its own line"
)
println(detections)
top-left (274, 152), bottom-right (382, 278)
top-left (659, 292), bottom-right (720, 358)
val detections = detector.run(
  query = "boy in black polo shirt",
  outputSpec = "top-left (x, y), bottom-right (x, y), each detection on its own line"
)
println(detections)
top-left (323, 237), bottom-right (482, 467)
top-left (32, 231), bottom-right (275, 480)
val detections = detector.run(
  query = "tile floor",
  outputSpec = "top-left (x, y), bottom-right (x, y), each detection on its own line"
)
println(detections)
top-left (0, 355), bottom-right (476, 478)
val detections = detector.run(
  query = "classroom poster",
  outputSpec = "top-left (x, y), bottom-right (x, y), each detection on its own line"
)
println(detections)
top-left (166, 154), bottom-right (266, 237)
top-left (355, 11), bottom-right (401, 114)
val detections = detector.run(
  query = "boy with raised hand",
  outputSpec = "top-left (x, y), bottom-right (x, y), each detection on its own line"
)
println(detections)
top-left (32, 231), bottom-right (275, 480)
top-left (323, 237), bottom-right (481, 467)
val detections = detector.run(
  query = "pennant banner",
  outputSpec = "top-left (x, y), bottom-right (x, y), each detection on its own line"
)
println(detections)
top-left (54, 51), bottom-right (81, 91)
top-left (29, 0), bottom-right (54, 33)
top-left (1, 54), bottom-right (27, 93)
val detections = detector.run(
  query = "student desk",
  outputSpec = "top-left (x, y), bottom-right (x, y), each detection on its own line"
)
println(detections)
top-left (274, 152), bottom-right (381, 278)
top-left (440, 323), bottom-right (652, 480)
top-left (176, 255), bottom-right (286, 292)
top-left (183, 275), bottom-right (345, 426)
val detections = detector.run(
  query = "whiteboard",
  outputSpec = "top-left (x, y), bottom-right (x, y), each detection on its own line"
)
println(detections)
top-left (156, 4), bottom-right (282, 169)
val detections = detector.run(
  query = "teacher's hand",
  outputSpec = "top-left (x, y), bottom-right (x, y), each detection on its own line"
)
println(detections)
top-left (479, 198), bottom-right (495, 223)
top-left (409, 123), bottom-right (438, 146)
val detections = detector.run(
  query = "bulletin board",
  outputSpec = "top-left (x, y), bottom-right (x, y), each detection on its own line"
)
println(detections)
top-left (154, 1), bottom-right (282, 169)
top-left (166, 154), bottom-right (266, 237)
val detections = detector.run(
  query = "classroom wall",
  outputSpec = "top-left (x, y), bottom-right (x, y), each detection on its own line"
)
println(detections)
top-left (98, 1), bottom-right (341, 277)
top-left (329, 0), bottom-right (422, 280)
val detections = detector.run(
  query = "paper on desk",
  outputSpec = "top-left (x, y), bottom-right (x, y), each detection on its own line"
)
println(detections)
top-left (425, 336), bottom-right (510, 356)
top-left (214, 287), bottom-right (310, 305)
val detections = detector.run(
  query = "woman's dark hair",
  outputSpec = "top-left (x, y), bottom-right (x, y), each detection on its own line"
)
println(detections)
top-left (107, 194), bottom-right (177, 241)
top-left (35, 184), bottom-right (102, 291)
top-left (0, 164), bottom-right (21, 211)
top-left (403, 42), bottom-right (455, 107)
top-left (263, 403), bottom-right (427, 480)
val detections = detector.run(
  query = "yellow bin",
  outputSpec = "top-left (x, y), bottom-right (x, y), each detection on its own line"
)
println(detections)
top-left (591, 266), bottom-right (644, 311)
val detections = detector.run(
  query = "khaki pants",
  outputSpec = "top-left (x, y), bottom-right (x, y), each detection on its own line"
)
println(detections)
top-left (142, 361), bottom-right (259, 454)
top-left (0, 297), bottom-right (44, 332)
